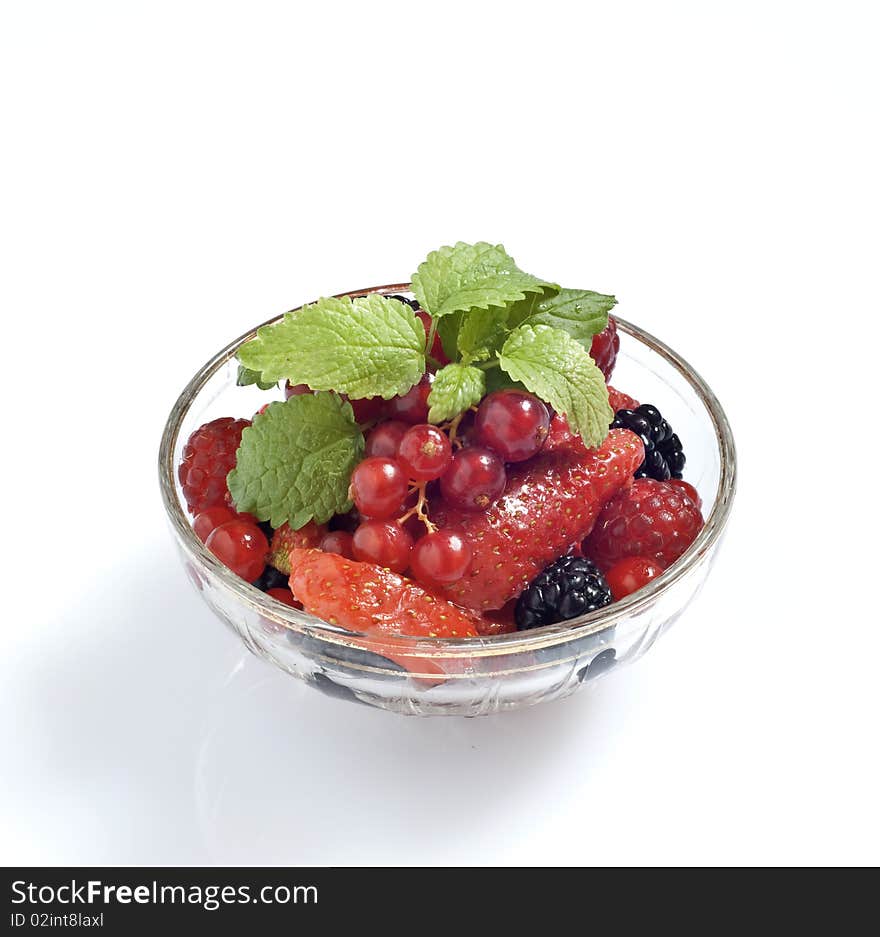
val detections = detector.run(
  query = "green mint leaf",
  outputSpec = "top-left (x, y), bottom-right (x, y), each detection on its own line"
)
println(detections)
top-left (227, 393), bottom-right (364, 529)
top-left (508, 288), bottom-right (616, 342)
top-left (238, 294), bottom-right (425, 399)
top-left (498, 324), bottom-right (613, 448)
top-left (484, 367), bottom-right (529, 396)
top-left (411, 241), bottom-right (557, 320)
top-left (427, 363), bottom-right (486, 423)
top-left (456, 306), bottom-right (510, 363)
top-left (236, 364), bottom-right (277, 391)
top-left (436, 311), bottom-right (463, 361)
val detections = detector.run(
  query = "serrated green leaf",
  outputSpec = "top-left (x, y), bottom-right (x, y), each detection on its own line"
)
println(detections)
top-left (427, 363), bottom-right (486, 423)
top-left (238, 294), bottom-right (425, 399)
top-left (508, 288), bottom-right (616, 342)
top-left (236, 364), bottom-right (277, 391)
top-left (484, 368), bottom-right (529, 395)
top-left (227, 393), bottom-right (364, 529)
top-left (411, 241), bottom-right (557, 320)
top-left (457, 306), bottom-right (510, 363)
top-left (498, 324), bottom-right (612, 448)
top-left (436, 311), bottom-right (463, 361)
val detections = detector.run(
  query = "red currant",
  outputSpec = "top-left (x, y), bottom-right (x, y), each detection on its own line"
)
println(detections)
top-left (285, 382), bottom-right (311, 398)
top-left (205, 520), bottom-right (269, 581)
top-left (416, 310), bottom-right (450, 366)
top-left (475, 389), bottom-right (550, 462)
top-left (193, 505), bottom-right (237, 542)
top-left (439, 447), bottom-right (506, 512)
top-left (319, 530), bottom-right (355, 559)
top-left (347, 396), bottom-right (386, 423)
top-left (589, 317), bottom-right (619, 381)
top-left (352, 520), bottom-right (413, 572)
top-left (397, 424), bottom-right (452, 481)
top-left (667, 479), bottom-right (702, 511)
top-left (605, 556), bottom-right (664, 600)
top-left (266, 587), bottom-right (298, 607)
top-left (410, 529), bottom-right (472, 586)
top-left (349, 457), bottom-right (409, 519)
top-left (365, 420), bottom-right (408, 458)
top-left (386, 372), bottom-right (434, 424)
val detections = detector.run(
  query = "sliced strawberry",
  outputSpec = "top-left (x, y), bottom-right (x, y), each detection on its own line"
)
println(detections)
top-left (288, 549), bottom-right (480, 678)
top-left (268, 521), bottom-right (327, 574)
top-left (288, 549), bottom-right (480, 639)
top-left (431, 428), bottom-right (645, 610)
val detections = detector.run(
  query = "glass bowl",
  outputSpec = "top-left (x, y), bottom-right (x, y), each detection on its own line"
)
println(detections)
top-left (159, 283), bottom-right (736, 716)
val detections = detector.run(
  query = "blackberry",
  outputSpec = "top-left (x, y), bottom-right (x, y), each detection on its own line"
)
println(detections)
top-left (577, 649), bottom-right (617, 682)
top-left (515, 556), bottom-right (613, 631)
top-left (253, 565), bottom-right (288, 592)
top-left (384, 293), bottom-right (420, 310)
top-left (611, 403), bottom-right (685, 481)
top-left (257, 520), bottom-right (274, 542)
top-left (310, 673), bottom-right (369, 706)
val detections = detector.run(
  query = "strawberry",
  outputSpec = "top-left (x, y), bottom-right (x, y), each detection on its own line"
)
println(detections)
top-left (544, 386), bottom-right (640, 455)
top-left (543, 413), bottom-right (581, 454)
top-left (583, 477), bottom-right (703, 571)
top-left (608, 385), bottom-right (639, 412)
top-left (288, 547), bottom-right (480, 679)
top-left (430, 428), bottom-right (645, 610)
top-left (289, 549), bottom-right (482, 680)
top-left (288, 548), bottom-right (480, 639)
top-left (268, 520), bottom-right (327, 574)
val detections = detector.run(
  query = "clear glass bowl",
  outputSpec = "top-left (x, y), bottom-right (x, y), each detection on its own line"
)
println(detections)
top-left (159, 283), bottom-right (736, 716)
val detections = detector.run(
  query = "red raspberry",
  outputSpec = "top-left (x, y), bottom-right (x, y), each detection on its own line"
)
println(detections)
top-left (667, 479), bottom-right (702, 511)
top-left (605, 555), bottom-right (664, 600)
top-left (583, 478), bottom-right (704, 572)
top-left (178, 417), bottom-right (250, 514)
top-left (589, 317), bottom-right (619, 381)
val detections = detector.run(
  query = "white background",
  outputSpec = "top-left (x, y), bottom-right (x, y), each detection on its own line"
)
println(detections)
top-left (1, 2), bottom-right (878, 865)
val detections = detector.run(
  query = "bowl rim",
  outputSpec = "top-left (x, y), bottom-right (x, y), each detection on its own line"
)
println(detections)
top-left (158, 282), bottom-right (737, 659)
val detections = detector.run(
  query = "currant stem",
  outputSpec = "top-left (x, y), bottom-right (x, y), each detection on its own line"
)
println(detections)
top-left (426, 318), bottom-right (439, 359)
top-left (444, 406), bottom-right (478, 449)
top-left (398, 481), bottom-right (437, 534)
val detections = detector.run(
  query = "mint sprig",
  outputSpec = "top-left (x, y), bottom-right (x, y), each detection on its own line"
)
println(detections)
top-left (238, 294), bottom-right (426, 399)
top-left (456, 306), bottom-right (510, 363)
top-left (427, 363), bottom-right (486, 423)
top-left (236, 364), bottom-right (277, 391)
top-left (508, 288), bottom-right (616, 343)
top-left (227, 393), bottom-right (364, 529)
top-left (228, 244), bottom-right (620, 533)
top-left (412, 242), bottom-right (557, 320)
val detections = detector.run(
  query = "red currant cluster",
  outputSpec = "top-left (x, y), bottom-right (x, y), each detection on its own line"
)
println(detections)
top-left (342, 386), bottom-right (552, 589)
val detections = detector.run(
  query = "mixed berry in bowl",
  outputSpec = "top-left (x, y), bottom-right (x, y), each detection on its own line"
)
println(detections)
top-left (161, 242), bottom-right (735, 715)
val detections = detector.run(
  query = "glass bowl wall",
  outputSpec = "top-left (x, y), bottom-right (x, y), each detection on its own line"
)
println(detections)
top-left (159, 284), bottom-right (736, 715)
